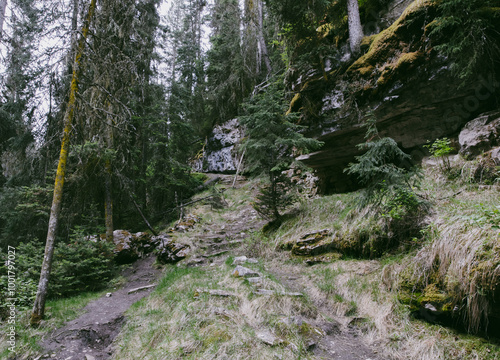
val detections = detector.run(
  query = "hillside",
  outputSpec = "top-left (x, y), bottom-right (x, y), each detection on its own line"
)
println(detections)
top-left (1, 0), bottom-right (499, 359)
top-left (3, 170), bottom-right (499, 359)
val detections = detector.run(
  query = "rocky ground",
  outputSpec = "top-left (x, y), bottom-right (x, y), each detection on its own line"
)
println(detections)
top-left (36, 174), bottom-right (382, 360)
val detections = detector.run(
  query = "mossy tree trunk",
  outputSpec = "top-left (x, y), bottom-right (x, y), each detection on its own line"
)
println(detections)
top-left (347, 0), bottom-right (363, 54)
top-left (30, 0), bottom-right (96, 327)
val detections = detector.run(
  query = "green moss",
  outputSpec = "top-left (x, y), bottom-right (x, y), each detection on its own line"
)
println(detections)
top-left (421, 284), bottom-right (447, 305)
top-left (348, 0), bottom-right (436, 75)
top-left (360, 34), bottom-right (377, 52)
top-left (395, 51), bottom-right (423, 71)
top-left (316, 22), bottom-right (334, 39)
top-left (357, 65), bottom-right (375, 77)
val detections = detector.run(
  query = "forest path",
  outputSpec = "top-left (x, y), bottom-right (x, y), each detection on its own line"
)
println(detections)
top-left (38, 255), bottom-right (162, 360)
top-left (180, 174), bottom-right (382, 359)
top-left (38, 174), bottom-right (380, 360)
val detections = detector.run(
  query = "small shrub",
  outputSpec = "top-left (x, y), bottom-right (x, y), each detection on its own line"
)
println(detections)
top-left (424, 137), bottom-right (453, 172)
top-left (345, 113), bottom-right (428, 243)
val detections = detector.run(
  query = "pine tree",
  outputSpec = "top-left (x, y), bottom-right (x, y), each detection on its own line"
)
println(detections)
top-left (240, 77), bottom-right (322, 220)
top-left (206, 0), bottom-right (248, 125)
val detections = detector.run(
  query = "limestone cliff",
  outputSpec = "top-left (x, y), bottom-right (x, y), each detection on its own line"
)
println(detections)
top-left (290, 0), bottom-right (500, 193)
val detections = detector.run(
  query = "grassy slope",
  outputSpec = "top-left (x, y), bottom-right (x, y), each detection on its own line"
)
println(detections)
top-left (3, 163), bottom-right (499, 359)
top-left (112, 165), bottom-right (500, 359)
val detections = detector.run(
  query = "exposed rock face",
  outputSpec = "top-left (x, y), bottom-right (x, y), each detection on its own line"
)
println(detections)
top-left (155, 234), bottom-right (191, 264)
top-left (112, 230), bottom-right (159, 264)
top-left (459, 111), bottom-right (500, 158)
top-left (292, 0), bottom-right (500, 193)
top-left (193, 118), bottom-right (243, 173)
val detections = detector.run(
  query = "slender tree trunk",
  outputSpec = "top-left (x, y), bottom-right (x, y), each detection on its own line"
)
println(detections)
top-left (0, 0), bottom-right (7, 41)
top-left (104, 162), bottom-right (113, 241)
top-left (104, 106), bottom-right (114, 243)
top-left (347, 0), bottom-right (363, 54)
top-left (30, 0), bottom-right (96, 326)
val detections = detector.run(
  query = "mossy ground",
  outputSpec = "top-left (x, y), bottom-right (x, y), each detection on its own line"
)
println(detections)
top-left (115, 164), bottom-right (499, 359)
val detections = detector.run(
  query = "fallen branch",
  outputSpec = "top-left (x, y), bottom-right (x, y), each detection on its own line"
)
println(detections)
top-left (127, 284), bottom-right (157, 294)
top-left (128, 191), bottom-right (158, 236)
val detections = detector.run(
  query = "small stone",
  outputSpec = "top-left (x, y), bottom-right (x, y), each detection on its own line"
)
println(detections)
top-left (424, 303), bottom-right (438, 312)
top-left (233, 256), bottom-right (259, 265)
top-left (246, 277), bottom-right (262, 284)
top-left (106, 293), bottom-right (112, 297)
top-left (196, 289), bottom-right (237, 297)
top-left (232, 256), bottom-right (248, 265)
top-left (254, 289), bottom-right (275, 295)
top-left (85, 355), bottom-right (96, 360)
top-left (256, 330), bottom-right (283, 346)
top-left (232, 265), bottom-right (260, 278)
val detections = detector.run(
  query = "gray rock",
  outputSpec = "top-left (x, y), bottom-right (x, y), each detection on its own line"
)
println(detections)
top-left (256, 330), bottom-right (283, 346)
top-left (232, 265), bottom-right (260, 278)
top-left (232, 256), bottom-right (259, 265)
top-left (155, 235), bottom-right (190, 264)
top-left (193, 118), bottom-right (243, 173)
top-left (459, 111), bottom-right (500, 158)
top-left (254, 289), bottom-right (276, 296)
top-left (246, 277), bottom-right (263, 285)
top-left (196, 289), bottom-right (237, 297)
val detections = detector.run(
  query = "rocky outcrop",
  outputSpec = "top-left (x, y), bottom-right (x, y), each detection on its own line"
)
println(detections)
top-left (459, 111), bottom-right (500, 158)
top-left (292, 0), bottom-right (500, 193)
top-left (111, 230), bottom-right (159, 264)
top-left (155, 234), bottom-right (190, 264)
top-left (193, 119), bottom-right (243, 173)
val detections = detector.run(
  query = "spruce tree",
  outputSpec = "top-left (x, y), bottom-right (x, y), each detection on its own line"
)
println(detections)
top-left (240, 77), bottom-right (322, 221)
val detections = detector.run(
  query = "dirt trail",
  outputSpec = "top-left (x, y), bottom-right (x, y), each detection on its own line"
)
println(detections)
top-left (39, 255), bottom-right (162, 360)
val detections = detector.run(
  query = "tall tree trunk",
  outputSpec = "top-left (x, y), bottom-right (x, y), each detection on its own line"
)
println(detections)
top-left (256, 0), bottom-right (271, 75)
top-left (347, 0), bottom-right (363, 54)
top-left (30, 0), bottom-right (96, 327)
top-left (104, 105), bottom-right (114, 243)
top-left (0, 0), bottom-right (7, 41)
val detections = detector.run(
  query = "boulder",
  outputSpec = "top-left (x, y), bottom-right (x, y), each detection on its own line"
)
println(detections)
top-left (112, 230), bottom-right (158, 264)
top-left (192, 118), bottom-right (243, 173)
top-left (459, 111), bottom-right (500, 158)
top-left (256, 330), bottom-right (283, 346)
top-left (291, 229), bottom-right (334, 256)
top-left (155, 235), bottom-right (190, 264)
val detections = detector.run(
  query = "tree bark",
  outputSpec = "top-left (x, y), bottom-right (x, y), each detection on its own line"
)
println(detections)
top-left (256, 0), bottom-right (272, 75)
top-left (31, 0), bottom-right (97, 326)
top-left (0, 0), bottom-right (7, 41)
top-left (104, 105), bottom-right (114, 243)
top-left (347, 0), bottom-right (363, 54)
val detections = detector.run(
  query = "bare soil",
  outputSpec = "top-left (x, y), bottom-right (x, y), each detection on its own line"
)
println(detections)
top-left (38, 255), bottom-right (162, 360)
